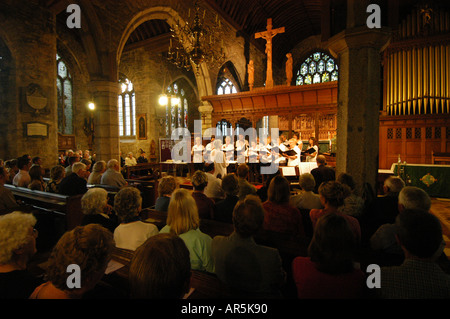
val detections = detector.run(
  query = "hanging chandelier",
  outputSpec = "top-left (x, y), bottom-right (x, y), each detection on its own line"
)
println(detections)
top-left (167, 1), bottom-right (226, 74)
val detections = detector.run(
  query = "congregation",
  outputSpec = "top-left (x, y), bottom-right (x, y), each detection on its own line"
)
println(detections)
top-left (0, 146), bottom-right (449, 300)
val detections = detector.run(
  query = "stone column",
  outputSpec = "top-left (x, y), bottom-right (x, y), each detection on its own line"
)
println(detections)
top-left (89, 81), bottom-right (120, 163)
top-left (328, 0), bottom-right (391, 194)
top-left (198, 101), bottom-right (214, 134)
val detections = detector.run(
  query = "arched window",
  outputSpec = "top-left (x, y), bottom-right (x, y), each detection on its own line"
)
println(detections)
top-left (217, 77), bottom-right (237, 95)
top-left (118, 75), bottom-right (136, 137)
top-left (164, 81), bottom-right (189, 137)
top-left (56, 53), bottom-right (73, 134)
top-left (296, 52), bottom-right (338, 86)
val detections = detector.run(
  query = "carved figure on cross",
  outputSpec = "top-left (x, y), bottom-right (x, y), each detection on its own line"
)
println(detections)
top-left (255, 18), bottom-right (285, 88)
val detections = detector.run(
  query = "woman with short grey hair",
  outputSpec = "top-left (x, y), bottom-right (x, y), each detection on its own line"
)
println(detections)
top-left (81, 187), bottom-right (118, 233)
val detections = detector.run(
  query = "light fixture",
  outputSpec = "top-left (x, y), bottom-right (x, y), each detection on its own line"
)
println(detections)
top-left (167, 1), bottom-right (226, 74)
top-left (158, 94), bottom-right (168, 106)
top-left (88, 101), bottom-right (95, 110)
top-left (84, 100), bottom-right (95, 149)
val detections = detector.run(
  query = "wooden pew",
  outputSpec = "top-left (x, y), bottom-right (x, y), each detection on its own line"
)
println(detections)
top-left (432, 151), bottom-right (450, 165)
top-left (4, 184), bottom-right (83, 230)
top-left (105, 246), bottom-right (231, 299)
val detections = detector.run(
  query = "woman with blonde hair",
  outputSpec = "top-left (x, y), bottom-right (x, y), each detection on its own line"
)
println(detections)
top-left (160, 188), bottom-right (214, 273)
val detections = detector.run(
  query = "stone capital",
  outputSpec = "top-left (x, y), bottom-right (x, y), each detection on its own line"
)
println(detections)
top-left (328, 26), bottom-right (392, 58)
top-left (198, 101), bottom-right (213, 114)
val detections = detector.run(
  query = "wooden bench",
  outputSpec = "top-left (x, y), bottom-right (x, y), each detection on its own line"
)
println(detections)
top-left (123, 163), bottom-right (160, 179)
top-left (4, 184), bottom-right (83, 230)
top-left (432, 151), bottom-right (450, 165)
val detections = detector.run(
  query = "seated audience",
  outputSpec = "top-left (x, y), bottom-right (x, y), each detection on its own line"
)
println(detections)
top-left (12, 156), bottom-right (31, 188)
top-left (28, 165), bottom-right (45, 191)
top-left (337, 173), bottom-right (365, 218)
top-left (113, 187), bottom-right (158, 251)
top-left (310, 155), bottom-right (335, 193)
top-left (155, 175), bottom-right (177, 213)
top-left (0, 211), bottom-right (43, 298)
top-left (290, 173), bottom-right (323, 210)
top-left (310, 181), bottom-right (361, 242)
top-left (214, 174), bottom-right (240, 223)
top-left (87, 160), bottom-right (107, 185)
top-left (160, 188), bottom-right (214, 273)
top-left (31, 156), bottom-right (42, 167)
top-left (212, 195), bottom-right (286, 298)
top-left (256, 172), bottom-right (279, 203)
top-left (80, 158), bottom-right (92, 172)
top-left (376, 209), bottom-right (450, 299)
top-left (137, 150), bottom-right (149, 164)
top-left (203, 163), bottom-right (225, 200)
top-left (263, 175), bottom-right (305, 239)
top-left (81, 188), bottom-right (118, 233)
top-left (292, 213), bottom-right (367, 299)
top-left (236, 164), bottom-right (256, 200)
top-left (0, 167), bottom-right (19, 211)
top-left (129, 233), bottom-right (191, 299)
top-left (101, 159), bottom-right (127, 188)
top-left (29, 224), bottom-right (114, 299)
top-left (191, 170), bottom-right (215, 219)
top-left (64, 156), bottom-right (80, 176)
top-left (45, 165), bottom-right (65, 193)
top-left (58, 162), bottom-right (89, 196)
top-left (370, 186), bottom-right (432, 257)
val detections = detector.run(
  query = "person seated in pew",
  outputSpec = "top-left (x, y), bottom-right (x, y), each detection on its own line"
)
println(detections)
top-left (87, 160), bottom-right (106, 185)
top-left (211, 195), bottom-right (286, 298)
top-left (370, 186), bottom-right (432, 259)
top-left (337, 173), bottom-right (365, 219)
top-left (155, 175), bottom-right (177, 213)
top-left (0, 211), bottom-right (43, 299)
top-left (113, 187), bottom-right (158, 251)
top-left (236, 163), bottom-right (256, 201)
top-left (310, 181), bottom-right (361, 242)
top-left (58, 162), bottom-right (89, 196)
top-left (203, 163), bottom-right (225, 201)
top-left (129, 233), bottom-right (192, 299)
top-left (310, 155), bottom-right (335, 194)
top-left (160, 188), bottom-right (215, 274)
top-left (29, 224), bottom-right (114, 299)
top-left (0, 167), bottom-right (20, 211)
top-left (27, 165), bottom-right (46, 192)
top-left (5, 159), bottom-right (19, 184)
top-left (292, 213), bottom-right (367, 299)
top-left (214, 174), bottom-right (239, 224)
top-left (262, 175), bottom-right (305, 239)
top-left (290, 173), bottom-right (323, 211)
top-left (376, 209), bottom-right (450, 299)
top-left (12, 156), bottom-right (31, 188)
top-left (124, 152), bottom-right (137, 167)
top-left (45, 165), bottom-right (65, 194)
top-left (81, 188), bottom-right (118, 233)
top-left (100, 159), bottom-right (128, 189)
top-left (191, 170), bottom-right (215, 220)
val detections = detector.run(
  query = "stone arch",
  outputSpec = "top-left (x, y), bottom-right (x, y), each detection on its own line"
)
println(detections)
top-left (116, 6), bottom-right (214, 98)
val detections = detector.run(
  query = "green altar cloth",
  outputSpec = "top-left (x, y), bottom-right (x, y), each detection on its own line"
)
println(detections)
top-left (391, 163), bottom-right (450, 199)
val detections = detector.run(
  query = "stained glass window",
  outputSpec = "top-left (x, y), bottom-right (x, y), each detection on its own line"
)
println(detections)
top-left (296, 52), bottom-right (338, 86)
top-left (164, 81), bottom-right (189, 137)
top-left (217, 78), bottom-right (237, 95)
top-left (118, 75), bottom-right (136, 137)
top-left (56, 53), bottom-right (73, 134)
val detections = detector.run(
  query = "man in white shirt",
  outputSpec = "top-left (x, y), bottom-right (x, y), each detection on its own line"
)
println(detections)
top-left (203, 163), bottom-right (225, 200)
top-left (125, 152), bottom-right (137, 166)
top-left (12, 156), bottom-right (31, 188)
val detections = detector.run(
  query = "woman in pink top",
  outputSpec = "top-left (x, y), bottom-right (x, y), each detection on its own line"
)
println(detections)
top-left (309, 181), bottom-right (361, 241)
top-left (292, 213), bottom-right (367, 299)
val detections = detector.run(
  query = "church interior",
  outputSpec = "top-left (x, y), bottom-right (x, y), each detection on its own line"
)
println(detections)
top-left (0, 0), bottom-right (449, 300)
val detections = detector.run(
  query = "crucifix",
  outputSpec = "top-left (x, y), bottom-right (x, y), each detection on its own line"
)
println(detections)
top-left (255, 18), bottom-right (285, 88)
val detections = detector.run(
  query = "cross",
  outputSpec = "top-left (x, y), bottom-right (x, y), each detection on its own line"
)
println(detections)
top-left (255, 18), bottom-right (285, 88)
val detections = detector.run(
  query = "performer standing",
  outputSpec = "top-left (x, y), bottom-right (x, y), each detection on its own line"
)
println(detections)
top-left (286, 138), bottom-right (301, 167)
top-left (222, 136), bottom-right (234, 162)
top-left (235, 133), bottom-right (248, 164)
top-left (192, 136), bottom-right (205, 171)
top-left (305, 137), bottom-right (319, 162)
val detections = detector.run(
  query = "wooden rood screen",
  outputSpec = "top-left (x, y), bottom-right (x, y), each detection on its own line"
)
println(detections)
top-left (202, 82), bottom-right (338, 139)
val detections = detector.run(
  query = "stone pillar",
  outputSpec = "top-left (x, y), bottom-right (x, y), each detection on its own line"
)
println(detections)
top-left (198, 101), bottom-right (214, 134)
top-left (89, 81), bottom-right (120, 163)
top-left (328, 0), bottom-right (391, 194)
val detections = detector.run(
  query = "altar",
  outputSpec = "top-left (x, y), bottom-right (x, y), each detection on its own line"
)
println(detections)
top-left (391, 163), bottom-right (450, 199)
